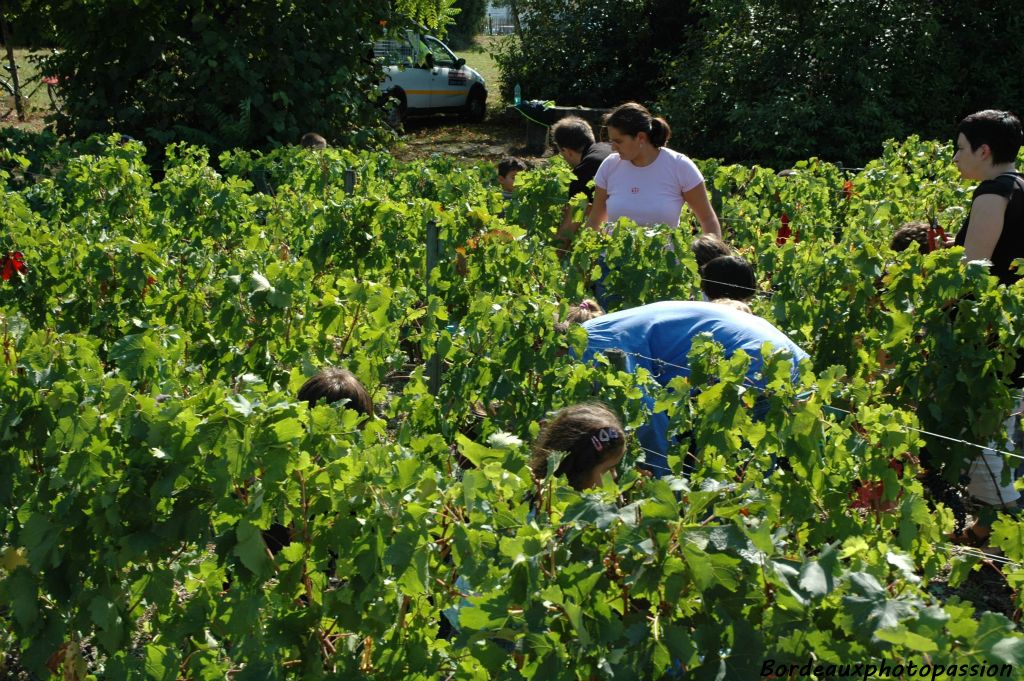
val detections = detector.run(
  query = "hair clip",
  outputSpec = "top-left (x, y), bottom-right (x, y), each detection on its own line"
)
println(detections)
top-left (590, 427), bottom-right (619, 451)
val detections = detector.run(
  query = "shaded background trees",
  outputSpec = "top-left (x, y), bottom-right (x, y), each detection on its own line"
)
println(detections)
top-left (446, 0), bottom-right (489, 49)
top-left (492, 0), bottom-right (697, 108)
top-left (495, 0), bottom-right (1024, 167)
top-left (2, 0), bottom-right (457, 156)
top-left (3, 0), bottom-right (1023, 167)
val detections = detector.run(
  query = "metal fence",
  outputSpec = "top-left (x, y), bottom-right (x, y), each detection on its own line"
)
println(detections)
top-left (486, 12), bottom-right (515, 35)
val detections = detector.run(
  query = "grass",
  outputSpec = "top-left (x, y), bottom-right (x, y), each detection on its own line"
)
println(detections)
top-left (457, 34), bottom-right (508, 115)
top-left (1, 47), bottom-right (58, 131)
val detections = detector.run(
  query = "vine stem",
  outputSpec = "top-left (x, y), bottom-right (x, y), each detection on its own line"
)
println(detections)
top-left (338, 301), bottom-right (364, 356)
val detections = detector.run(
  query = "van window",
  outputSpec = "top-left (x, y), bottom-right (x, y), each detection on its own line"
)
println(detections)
top-left (424, 37), bottom-right (457, 68)
top-left (374, 38), bottom-right (415, 65)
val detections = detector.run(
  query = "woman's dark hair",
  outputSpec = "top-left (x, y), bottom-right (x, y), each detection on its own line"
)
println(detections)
top-left (891, 221), bottom-right (930, 254)
top-left (300, 132), bottom-right (328, 149)
top-left (691, 234), bottom-right (733, 269)
top-left (297, 367), bottom-right (374, 421)
top-left (604, 102), bottom-right (671, 148)
top-left (551, 116), bottom-right (597, 153)
top-left (957, 110), bottom-right (1023, 164)
top-left (530, 403), bottom-right (626, 490)
top-left (701, 255), bottom-right (757, 301)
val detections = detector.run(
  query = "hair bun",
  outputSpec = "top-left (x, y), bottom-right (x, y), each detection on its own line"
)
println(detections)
top-left (649, 117), bottom-right (671, 148)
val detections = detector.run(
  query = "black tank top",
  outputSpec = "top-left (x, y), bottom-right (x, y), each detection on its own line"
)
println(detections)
top-left (954, 171), bottom-right (1024, 286)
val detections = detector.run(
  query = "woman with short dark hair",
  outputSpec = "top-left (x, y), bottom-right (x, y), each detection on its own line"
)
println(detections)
top-left (551, 116), bottom-right (613, 250)
top-left (952, 109), bottom-right (1023, 284)
top-left (946, 109), bottom-right (1024, 545)
top-left (297, 367), bottom-right (374, 421)
top-left (700, 255), bottom-right (757, 302)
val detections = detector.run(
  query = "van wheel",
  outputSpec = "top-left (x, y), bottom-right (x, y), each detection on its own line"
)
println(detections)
top-left (464, 87), bottom-right (486, 123)
top-left (385, 89), bottom-right (407, 128)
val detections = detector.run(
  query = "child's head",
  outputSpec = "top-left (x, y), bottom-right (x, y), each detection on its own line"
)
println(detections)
top-left (891, 221), bottom-right (930, 253)
top-left (690, 234), bottom-right (733, 269)
top-left (498, 157), bottom-right (529, 193)
top-left (530, 402), bottom-right (627, 490)
top-left (300, 132), bottom-right (328, 150)
top-left (701, 255), bottom-right (757, 302)
top-left (554, 299), bottom-right (605, 333)
top-left (297, 367), bottom-right (373, 422)
top-left (956, 110), bottom-right (1022, 166)
top-left (551, 116), bottom-right (597, 165)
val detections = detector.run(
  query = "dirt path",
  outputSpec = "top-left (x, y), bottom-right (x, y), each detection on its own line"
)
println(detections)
top-left (391, 111), bottom-right (551, 166)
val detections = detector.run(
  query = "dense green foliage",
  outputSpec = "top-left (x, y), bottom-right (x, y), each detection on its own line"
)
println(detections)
top-left (2, 0), bottom-right (457, 155)
top-left (494, 0), bottom-right (1024, 167)
top-left (445, 0), bottom-right (489, 50)
top-left (492, 0), bottom-right (696, 106)
top-left (3, 132), bottom-right (1024, 677)
top-left (663, 0), bottom-right (1024, 166)
top-left (662, 0), bottom-right (946, 165)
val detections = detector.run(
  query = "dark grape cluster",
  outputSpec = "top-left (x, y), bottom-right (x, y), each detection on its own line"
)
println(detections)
top-left (917, 448), bottom-right (970, 532)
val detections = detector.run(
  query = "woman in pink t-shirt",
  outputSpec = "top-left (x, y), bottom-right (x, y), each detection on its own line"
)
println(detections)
top-left (585, 102), bottom-right (721, 238)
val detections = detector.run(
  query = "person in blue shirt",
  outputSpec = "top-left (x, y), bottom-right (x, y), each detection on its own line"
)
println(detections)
top-left (574, 299), bottom-right (809, 476)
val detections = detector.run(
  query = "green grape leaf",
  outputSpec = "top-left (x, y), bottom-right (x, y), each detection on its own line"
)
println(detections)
top-left (990, 517), bottom-right (1024, 563)
top-left (456, 433), bottom-right (505, 468)
top-left (6, 567), bottom-right (39, 633)
top-left (874, 626), bottom-right (938, 652)
top-left (234, 520), bottom-right (274, 579)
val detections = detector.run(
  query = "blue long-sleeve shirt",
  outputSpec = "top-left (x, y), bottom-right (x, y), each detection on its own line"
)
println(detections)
top-left (580, 301), bottom-right (808, 474)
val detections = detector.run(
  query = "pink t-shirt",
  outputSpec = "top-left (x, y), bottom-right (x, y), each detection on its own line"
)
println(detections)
top-left (594, 147), bottom-right (704, 227)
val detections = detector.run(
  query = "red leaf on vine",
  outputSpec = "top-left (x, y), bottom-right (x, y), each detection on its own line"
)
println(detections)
top-left (141, 275), bottom-right (157, 299)
top-left (1, 251), bottom-right (27, 281)
top-left (850, 479), bottom-right (900, 512)
top-left (776, 213), bottom-right (791, 246)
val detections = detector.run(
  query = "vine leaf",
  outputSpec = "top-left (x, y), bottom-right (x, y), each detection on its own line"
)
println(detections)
top-left (990, 518), bottom-right (1024, 563)
top-left (842, 572), bottom-right (920, 632)
top-left (975, 612), bottom-right (1024, 664)
top-left (234, 520), bottom-right (274, 579)
top-left (874, 625), bottom-right (938, 652)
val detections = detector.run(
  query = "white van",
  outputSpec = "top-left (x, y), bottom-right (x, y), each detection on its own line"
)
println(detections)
top-left (374, 30), bottom-right (488, 124)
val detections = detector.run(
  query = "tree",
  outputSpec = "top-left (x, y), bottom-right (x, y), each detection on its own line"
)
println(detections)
top-left (33, 0), bottom-right (457, 156)
top-left (492, 0), bottom-right (698, 107)
top-left (445, 0), bottom-right (488, 50)
top-left (658, 0), bottom-right (1024, 167)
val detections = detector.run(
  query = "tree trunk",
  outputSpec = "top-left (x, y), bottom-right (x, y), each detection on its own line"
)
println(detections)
top-left (507, 0), bottom-right (523, 41)
top-left (0, 0), bottom-right (25, 121)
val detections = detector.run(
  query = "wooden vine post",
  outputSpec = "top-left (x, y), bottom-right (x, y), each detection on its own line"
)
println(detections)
top-left (425, 219), bottom-right (441, 396)
top-left (710, 188), bottom-right (723, 216)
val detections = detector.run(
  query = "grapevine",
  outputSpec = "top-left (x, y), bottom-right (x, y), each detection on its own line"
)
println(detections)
top-left (1, 132), bottom-right (1023, 678)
